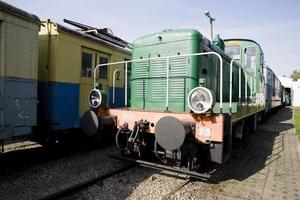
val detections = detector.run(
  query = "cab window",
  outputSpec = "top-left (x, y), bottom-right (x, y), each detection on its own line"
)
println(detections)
top-left (244, 47), bottom-right (256, 69)
top-left (225, 45), bottom-right (240, 60)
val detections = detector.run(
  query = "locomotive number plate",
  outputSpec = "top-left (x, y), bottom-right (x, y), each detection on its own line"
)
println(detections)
top-left (199, 128), bottom-right (211, 137)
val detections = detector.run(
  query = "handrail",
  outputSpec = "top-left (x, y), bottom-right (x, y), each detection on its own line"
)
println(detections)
top-left (230, 59), bottom-right (256, 108)
top-left (94, 52), bottom-right (223, 111)
top-left (166, 52), bottom-right (223, 111)
top-left (166, 58), bottom-right (170, 110)
top-left (229, 60), bottom-right (234, 111)
top-left (93, 52), bottom-right (257, 112)
top-left (245, 72), bottom-right (248, 101)
top-left (239, 67), bottom-right (241, 102)
top-left (250, 76), bottom-right (253, 100)
top-left (125, 62), bottom-right (128, 107)
top-left (112, 69), bottom-right (131, 106)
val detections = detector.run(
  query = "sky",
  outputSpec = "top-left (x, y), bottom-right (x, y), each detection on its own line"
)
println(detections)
top-left (4, 0), bottom-right (300, 76)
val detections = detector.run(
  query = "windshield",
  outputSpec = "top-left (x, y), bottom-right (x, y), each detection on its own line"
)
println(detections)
top-left (225, 45), bottom-right (240, 60)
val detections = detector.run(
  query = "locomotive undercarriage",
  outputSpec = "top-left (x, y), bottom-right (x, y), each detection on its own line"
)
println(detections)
top-left (81, 109), bottom-right (228, 179)
top-left (114, 119), bottom-right (211, 177)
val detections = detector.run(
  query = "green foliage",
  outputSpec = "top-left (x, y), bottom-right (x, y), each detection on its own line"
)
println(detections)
top-left (294, 107), bottom-right (300, 140)
top-left (290, 70), bottom-right (300, 81)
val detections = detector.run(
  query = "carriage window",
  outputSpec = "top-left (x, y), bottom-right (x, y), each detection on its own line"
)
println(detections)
top-left (244, 47), bottom-right (256, 69)
top-left (99, 56), bottom-right (108, 79)
top-left (81, 52), bottom-right (93, 77)
top-left (260, 54), bottom-right (264, 75)
top-left (225, 45), bottom-right (240, 60)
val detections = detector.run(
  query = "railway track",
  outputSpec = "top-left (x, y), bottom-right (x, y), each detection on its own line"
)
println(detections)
top-left (41, 164), bottom-right (136, 200)
top-left (161, 178), bottom-right (191, 200)
top-left (0, 140), bottom-right (95, 177)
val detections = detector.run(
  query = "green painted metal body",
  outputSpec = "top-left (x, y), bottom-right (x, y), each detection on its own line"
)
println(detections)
top-left (131, 29), bottom-right (201, 112)
top-left (130, 29), bottom-right (265, 117)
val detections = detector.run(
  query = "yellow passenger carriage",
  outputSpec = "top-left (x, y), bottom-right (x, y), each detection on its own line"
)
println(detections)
top-left (38, 19), bottom-right (131, 136)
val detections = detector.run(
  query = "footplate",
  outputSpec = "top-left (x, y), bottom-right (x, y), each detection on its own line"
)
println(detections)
top-left (109, 154), bottom-right (211, 180)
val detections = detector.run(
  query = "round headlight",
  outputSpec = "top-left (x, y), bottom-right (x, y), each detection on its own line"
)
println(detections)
top-left (187, 87), bottom-right (214, 114)
top-left (88, 89), bottom-right (102, 108)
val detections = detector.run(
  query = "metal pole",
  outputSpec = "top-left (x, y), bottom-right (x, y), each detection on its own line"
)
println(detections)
top-left (245, 72), bottom-right (248, 102)
top-left (210, 19), bottom-right (213, 41)
top-left (112, 70), bottom-right (117, 104)
top-left (166, 57), bottom-right (169, 111)
top-left (125, 62), bottom-right (128, 107)
top-left (251, 76), bottom-right (253, 101)
top-left (204, 11), bottom-right (215, 42)
top-left (229, 60), bottom-right (233, 111)
top-left (112, 69), bottom-right (120, 105)
top-left (239, 67), bottom-right (241, 102)
top-left (220, 55), bottom-right (223, 113)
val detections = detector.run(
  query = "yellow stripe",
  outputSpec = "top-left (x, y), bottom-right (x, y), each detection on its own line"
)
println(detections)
top-left (226, 41), bottom-right (240, 46)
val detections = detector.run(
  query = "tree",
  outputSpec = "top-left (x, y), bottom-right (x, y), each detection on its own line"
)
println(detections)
top-left (290, 70), bottom-right (300, 81)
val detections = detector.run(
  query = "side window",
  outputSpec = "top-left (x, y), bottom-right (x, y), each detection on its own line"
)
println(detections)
top-left (81, 52), bottom-right (93, 77)
top-left (244, 47), bottom-right (256, 69)
top-left (260, 53), bottom-right (264, 75)
top-left (99, 56), bottom-right (108, 79)
top-left (225, 45), bottom-right (240, 60)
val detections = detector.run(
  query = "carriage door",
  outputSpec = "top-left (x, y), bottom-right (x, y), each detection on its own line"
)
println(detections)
top-left (79, 48), bottom-right (95, 117)
top-left (79, 49), bottom-right (109, 116)
top-left (96, 52), bottom-right (109, 96)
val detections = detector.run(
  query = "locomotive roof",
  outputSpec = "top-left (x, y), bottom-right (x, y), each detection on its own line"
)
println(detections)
top-left (224, 38), bottom-right (264, 53)
top-left (0, 1), bottom-right (40, 23)
top-left (56, 23), bottom-right (131, 55)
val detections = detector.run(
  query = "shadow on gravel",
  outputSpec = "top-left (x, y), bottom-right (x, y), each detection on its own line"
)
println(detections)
top-left (0, 134), bottom-right (114, 177)
top-left (209, 107), bottom-right (294, 183)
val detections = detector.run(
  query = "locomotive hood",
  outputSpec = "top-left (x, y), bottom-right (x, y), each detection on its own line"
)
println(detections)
top-left (132, 29), bottom-right (203, 48)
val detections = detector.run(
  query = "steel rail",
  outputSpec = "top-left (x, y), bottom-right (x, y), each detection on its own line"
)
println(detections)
top-left (41, 164), bottom-right (135, 200)
top-left (161, 178), bottom-right (191, 200)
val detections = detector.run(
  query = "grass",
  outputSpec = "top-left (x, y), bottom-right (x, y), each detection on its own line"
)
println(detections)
top-left (294, 107), bottom-right (300, 140)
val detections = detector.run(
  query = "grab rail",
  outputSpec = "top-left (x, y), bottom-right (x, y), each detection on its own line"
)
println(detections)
top-left (94, 52), bottom-right (223, 111)
top-left (94, 52), bottom-right (255, 113)
top-left (112, 69), bottom-right (131, 105)
top-left (229, 59), bottom-right (256, 111)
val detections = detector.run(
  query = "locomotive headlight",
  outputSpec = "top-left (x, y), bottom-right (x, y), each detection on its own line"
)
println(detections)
top-left (188, 87), bottom-right (214, 114)
top-left (88, 89), bottom-right (102, 108)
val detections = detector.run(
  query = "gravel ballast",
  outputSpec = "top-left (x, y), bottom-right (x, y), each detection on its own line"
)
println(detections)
top-left (0, 146), bottom-right (129, 200)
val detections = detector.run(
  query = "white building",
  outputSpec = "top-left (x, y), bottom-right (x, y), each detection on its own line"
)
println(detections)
top-left (278, 76), bottom-right (300, 107)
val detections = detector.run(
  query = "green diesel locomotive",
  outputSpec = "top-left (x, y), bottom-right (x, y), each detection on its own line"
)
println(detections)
top-left (82, 28), bottom-right (282, 178)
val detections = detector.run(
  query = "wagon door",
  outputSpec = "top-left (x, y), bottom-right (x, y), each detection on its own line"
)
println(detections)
top-left (79, 48), bottom-right (96, 116)
top-left (79, 49), bottom-right (109, 116)
top-left (95, 52), bottom-right (109, 95)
